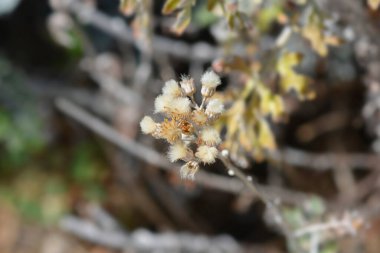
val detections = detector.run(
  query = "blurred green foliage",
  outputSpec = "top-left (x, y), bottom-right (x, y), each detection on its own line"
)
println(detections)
top-left (0, 57), bottom-right (107, 222)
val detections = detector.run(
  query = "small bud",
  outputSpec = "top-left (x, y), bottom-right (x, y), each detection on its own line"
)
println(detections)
top-left (200, 127), bottom-right (221, 146)
top-left (140, 116), bottom-right (157, 134)
top-left (201, 71), bottom-right (221, 98)
top-left (180, 161), bottom-right (200, 180)
top-left (205, 99), bottom-right (224, 116)
top-left (162, 80), bottom-right (182, 97)
top-left (180, 77), bottom-right (196, 96)
top-left (201, 70), bottom-right (221, 89)
top-left (201, 86), bottom-right (216, 98)
top-left (195, 145), bottom-right (218, 164)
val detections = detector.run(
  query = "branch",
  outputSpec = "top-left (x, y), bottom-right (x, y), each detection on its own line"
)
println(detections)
top-left (65, 0), bottom-right (220, 62)
top-left (268, 148), bottom-right (380, 171)
top-left (60, 215), bottom-right (242, 252)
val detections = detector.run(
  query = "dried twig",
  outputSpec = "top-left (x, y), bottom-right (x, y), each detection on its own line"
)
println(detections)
top-left (269, 148), bottom-right (380, 171)
top-left (65, 0), bottom-right (220, 62)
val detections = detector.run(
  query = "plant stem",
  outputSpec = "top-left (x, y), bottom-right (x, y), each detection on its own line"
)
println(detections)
top-left (219, 153), bottom-right (302, 253)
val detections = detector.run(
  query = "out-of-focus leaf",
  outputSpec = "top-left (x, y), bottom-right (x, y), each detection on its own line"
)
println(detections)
top-left (320, 243), bottom-right (339, 253)
top-left (214, 56), bottom-right (253, 75)
top-left (194, 1), bottom-right (218, 27)
top-left (257, 3), bottom-right (282, 31)
top-left (171, 8), bottom-right (191, 35)
top-left (162, 0), bottom-right (181, 14)
top-left (227, 13), bottom-right (235, 29)
top-left (276, 52), bottom-right (314, 100)
top-left (120, 0), bottom-right (137, 15)
top-left (226, 100), bottom-right (245, 139)
top-left (258, 120), bottom-right (276, 150)
top-left (259, 86), bottom-right (284, 120)
top-left (368, 0), bottom-right (380, 10)
top-left (302, 24), bottom-right (327, 56)
top-left (71, 143), bottom-right (99, 183)
top-left (283, 208), bottom-right (306, 228)
top-left (301, 7), bottom-right (341, 56)
top-left (303, 197), bottom-right (326, 217)
top-left (207, 0), bottom-right (220, 11)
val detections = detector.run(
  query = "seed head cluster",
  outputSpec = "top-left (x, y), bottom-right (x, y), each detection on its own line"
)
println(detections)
top-left (140, 71), bottom-right (224, 180)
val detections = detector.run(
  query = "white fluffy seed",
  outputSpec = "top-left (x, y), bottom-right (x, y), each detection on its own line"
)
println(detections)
top-left (200, 127), bottom-right (221, 145)
top-left (140, 116), bottom-right (157, 134)
top-left (195, 145), bottom-right (218, 164)
top-left (201, 70), bottom-right (221, 89)
top-left (170, 97), bottom-right (191, 115)
top-left (162, 79), bottom-right (182, 97)
top-left (154, 95), bottom-right (172, 113)
top-left (205, 99), bottom-right (224, 116)
top-left (168, 142), bottom-right (189, 162)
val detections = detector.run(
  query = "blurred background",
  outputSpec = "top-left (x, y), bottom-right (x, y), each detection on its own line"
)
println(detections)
top-left (1, 0), bottom-right (380, 252)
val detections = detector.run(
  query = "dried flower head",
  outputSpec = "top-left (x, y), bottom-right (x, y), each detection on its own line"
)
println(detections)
top-left (162, 79), bottom-right (182, 97)
top-left (201, 71), bottom-right (221, 98)
top-left (169, 97), bottom-right (191, 115)
top-left (205, 99), bottom-right (224, 116)
top-left (195, 145), bottom-right (218, 164)
top-left (180, 161), bottom-right (199, 180)
top-left (140, 70), bottom-right (225, 179)
top-left (200, 127), bottom-right (221, 146)
top-left (154, 95), bottom-right (172, 114)
top-left (192, 109), bottom-right (208, 125)
top-left (158, 119), bottom-right (182, 143)
top-left (168, 142), bottom-right (191, 162)
top-left (201, 70), bottom-right (221, 89)
top-left (180, 76), bottom-right (196, 96)
top-left (140, 116), bottom-right (157, 134)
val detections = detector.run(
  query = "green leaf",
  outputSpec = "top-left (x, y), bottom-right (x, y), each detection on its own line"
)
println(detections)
top-left (227, 13), bottom-right (235, 29)
top-left (171, 7), bottom-right (191, 35)
top-left (207, 0), bottom-right (220, 11)
top-left (276, 52), bottom-right (314, 100)
top-left (259, 86), bottom-right (284, 120)
top-left (162, 0), bottom-right (181, 14)
top-left (258, 119), bottom-right (276, 150)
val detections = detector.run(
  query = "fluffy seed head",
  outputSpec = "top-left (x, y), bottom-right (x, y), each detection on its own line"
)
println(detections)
top-left (154, 95), bottom-right (172, 114)
top-left (201, 86), bottom-right (215, 98)
top-left (140, 116), bottom-right (157, 134)
top-left (205, 99), bottom-right (224, 116)
top-left (180, 76), bottom-right (196, 96)
top-left (168, 142), bottom-right (191, 162)
top-left (195, 145), bottom-right (218, 164)
top-left (169, 97), bottom-right (191, 115)
top-left (201, 70), bottom-right (221, 89)
top-left (192, 110), bottom-right (208, 125)
top-left (200, 127), bottom-right (221, 146)
top-left (162, 79), bottom-right (182, 97)
top-left (160, 119), bottom-right (182, 143)
top-left (180, 161), bottom-right (199, 180)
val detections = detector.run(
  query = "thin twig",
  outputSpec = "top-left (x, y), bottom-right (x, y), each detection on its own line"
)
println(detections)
top-left (268, 148), bottom-right (380, 171)
top-left (60, 215), bottom-right (242, 252)
top-left (66, 0), bottom-right (221, 62)
top-left (218, 153), bottom-right (301, 252)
